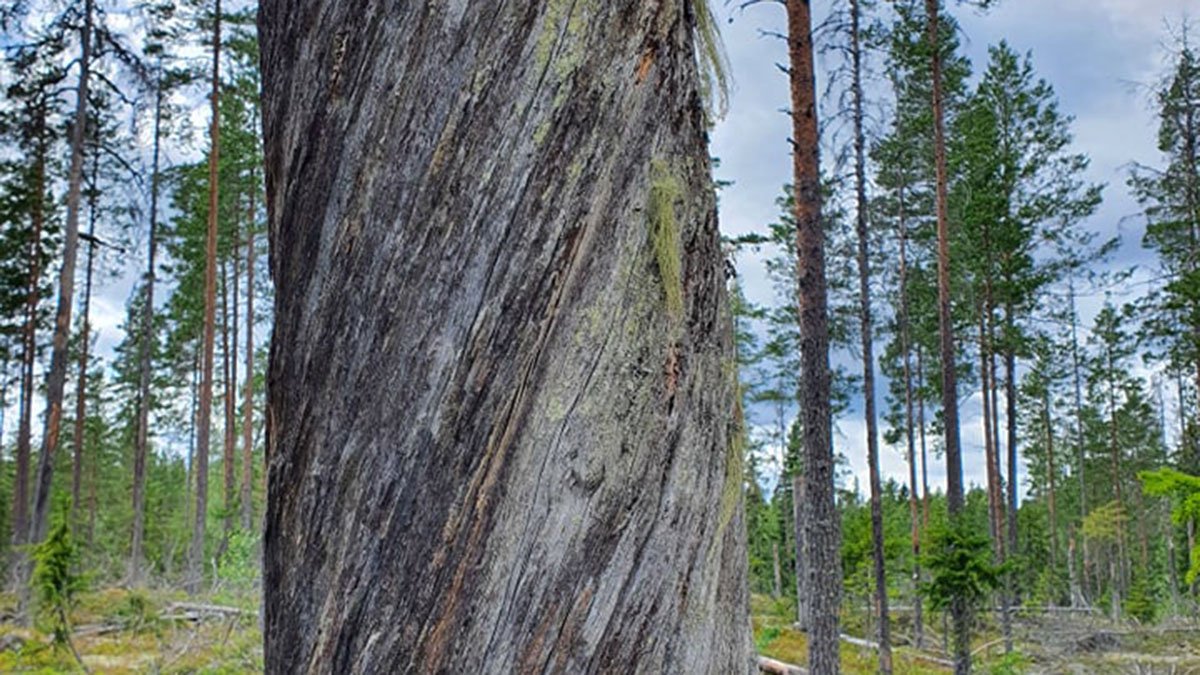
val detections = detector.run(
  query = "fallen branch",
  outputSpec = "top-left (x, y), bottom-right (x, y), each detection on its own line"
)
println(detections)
top-left (758, 655), bottom-right (807, 674)
top-left (164, 602), bottom-right (252, 618)
top-left (73, 623), bottom-right (122, 638)
top-left (971, 637), bottom-right (1007, 659)
top-left (839, 633), bottom-right (955, 669)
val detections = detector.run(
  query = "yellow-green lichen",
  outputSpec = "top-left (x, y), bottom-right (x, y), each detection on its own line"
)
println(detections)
top-left (648, 159), bottom-right (684, 323)
top-left (717, 399), bottom-right (747, 537)
top-left (534, 0), bottom-right (591, 79)
top-left (693, 0), bottom-right (731, 119)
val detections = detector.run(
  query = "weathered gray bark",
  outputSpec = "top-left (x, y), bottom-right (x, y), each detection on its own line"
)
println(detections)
top-left (259, 2), bottom-right (752, 672)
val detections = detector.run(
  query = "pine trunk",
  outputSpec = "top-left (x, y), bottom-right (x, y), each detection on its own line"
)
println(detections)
top-left (793, 473), bottom-right (810, 631)
top-left (70, 152), bottom-right (101, 531)
top-left (186, 0), bottom-right (221, 594)
top-left (131, 73), bottom-right (163, 586)
top-left (1003, 311), bottom-right (1018, 560)
top-left (27, 0), bottom-right (93, 556)
top-left (897, 176), bottom-right (923, 649)
top-left (787, 1), bottom-right (840, 671)
top-left (259, 2), bottom-right (752, 672)
top-left (10, 110), bottom-right (47, 556)
top-left (849, 0), bottom-right (891, 669)
top-left (925, 0), bottom-right (970, 671)
top-left (1044, 392), bottom-right (1058, 569)
top-left (241, 185), bottom-right (255, 532)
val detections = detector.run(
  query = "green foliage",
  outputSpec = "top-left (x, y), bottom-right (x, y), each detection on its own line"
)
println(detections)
top-left (1141, 467), bottom-right (1200, 585)
top-left (31, 510), bottom-right (84, 647)
top-left (755, 625), bottom-right (781, 652)
top-left (1081, 501), bottom-right (1128, 543)
top-left (1124, 575), bottom-right (1160, 624)
top-left (922, 521), bottom-right (1001, 613)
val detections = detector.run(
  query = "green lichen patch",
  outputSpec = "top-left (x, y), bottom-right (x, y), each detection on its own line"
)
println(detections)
top-left (648, 159), bottom-right (684, 323)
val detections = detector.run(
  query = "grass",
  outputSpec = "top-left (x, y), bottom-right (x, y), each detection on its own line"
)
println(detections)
top-left (0, 588), bottom-right (262, 674)
top-left (750, 593), bottom-right (1042, 675)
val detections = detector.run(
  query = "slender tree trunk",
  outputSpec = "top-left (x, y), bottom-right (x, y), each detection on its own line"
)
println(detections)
top-left (186, 0), bottom-right (221, 594)
top-left (1044, 391), bottom-right (1058, 570)
top-left (260, 2), bottom-right (753, 671)
top-left (1188, 518), bottom-right (1197, 594)
top-left (27, 0), bottom-right (93, 557)
top-left (772, 541), bottom-right (783, 599)
top-left (186, 349), bottom-right (199, 537)
top-left (1105, 342), bottom-right (1126, 590)
top-left (70, 150), bottom-right (101, 532)
top-left (925, 1), bottom-right (970, 671)
top-left (11, 109), bottom-right (47, 556)
top-left (787, 2), bottom-right (840, 671)
top-left (917, 346), bottom-right (930, 531)
top-left (1003, 315), bottom-right (1018, 561)
top-left (225, 203), bottom-right (239, 541)
top-left (1068, 273), bottom-right (1090, 602)
top-left (980, 315), bottom-right (1001, 544)
top-left (848, 2), bottom-right (891, 670)
top-left (794, 473), bottom-right (810, 631)
top-left (222, 248), bottom-right (236, 548)
top-left (241, 180), bottom-right (256, 532)
top-left (1068, 526), bottom-right (1083, 608)
top-left (897, 167), bottom-right (923, 650)
top-left (1165, 505), bottom-right (1180, 614)
top-left (131, 71), bottom-right (164, 587)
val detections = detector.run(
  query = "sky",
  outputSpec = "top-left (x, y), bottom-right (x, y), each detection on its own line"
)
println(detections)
top-left (710, 0), bottom-right (1195, 497)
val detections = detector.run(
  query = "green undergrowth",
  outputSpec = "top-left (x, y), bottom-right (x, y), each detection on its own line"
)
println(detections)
top-left (0, 588), bottom-right (262, 674)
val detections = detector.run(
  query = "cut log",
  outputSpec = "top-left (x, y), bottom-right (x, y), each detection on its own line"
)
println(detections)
top-left (758, 655), bottom-right (808, 675)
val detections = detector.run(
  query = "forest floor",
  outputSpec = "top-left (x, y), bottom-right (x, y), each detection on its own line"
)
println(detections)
top-left (1, 589), bottom-right (1196, 673)
top-left (0, 588), bottom-right (262, 673)
top-left (751, 594), bottom-right (1200, 674)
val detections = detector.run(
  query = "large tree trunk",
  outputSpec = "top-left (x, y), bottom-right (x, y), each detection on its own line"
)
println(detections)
top-left (925, 0), bottom-right (970, 671)
top-left (131, 72), bottom-right (164, 586)
top-left (27, 0), bottom-right (93, 555)
top-left (186, 0), bottom-right (221, 594)
top-left (848, 0), bottom-right (891, 670)
top-left (259, 2), bottom-right (752, 672)
top-left (786, 2), bottom-right (840, 672)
